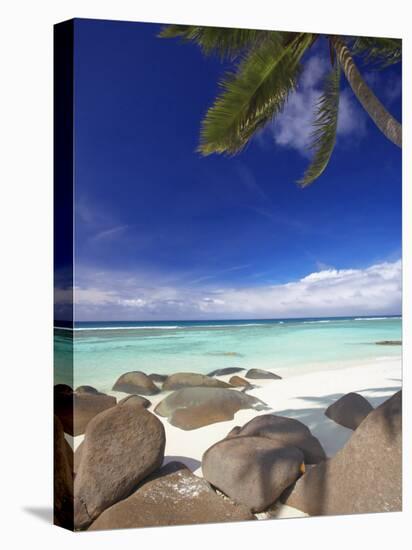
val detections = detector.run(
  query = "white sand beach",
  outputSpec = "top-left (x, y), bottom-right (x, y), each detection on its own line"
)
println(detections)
top-left (69, 356), bottom-right (401, 519)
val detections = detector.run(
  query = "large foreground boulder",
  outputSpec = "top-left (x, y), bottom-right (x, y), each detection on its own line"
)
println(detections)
top-left (202, 436), bottom-right (305, 512)
top-left (162, 372), bottom-right (232, 391)
top-left (155, 387), bottom-right (268, 430)
top-left (74, 394), bottom-right (153, 476)
top-left (245, 368), bottom-right (282, 380)
top-left (208, 367), bottom-right (245, 377)
top-left (88, 462), bottom-right (254, 530)
top-left (112, 371), bottom-right (160, 395)
top-left (54, 386), bottom-right (116, 436)
top-left (283, 391), bottom-right (402, 516)
top-left (227, 414), bottom-right (326, 464)
top-left (54, 415), bottom-right (74, 528)
top-left (325, 392), bottom-right (373, 430)
top-left (74, 405), bottom-right (165, 529)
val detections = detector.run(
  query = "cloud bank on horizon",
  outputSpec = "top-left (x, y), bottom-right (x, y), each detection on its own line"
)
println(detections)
top-left (55, 259), bottom-right (402, 321)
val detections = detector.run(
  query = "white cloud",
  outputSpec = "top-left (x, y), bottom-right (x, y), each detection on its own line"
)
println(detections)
top-left (272, 86), bottom-right (320, 156)
top-left (91, 225), bottom-right (129, 242)
top-left (208, 260), bottom-right (401, 318)
top-left (122, 298), bottom-right (147, 308)
top-left (337, 89), bottom-right (366, 137)
top-left (300, 55), bottom-right (328, 88)
top-left (271, 55), bottom-right (366, 156)
top-left (59, 259), bottom-right (401, 320)
top-left (73, 287), bottom-right (117, 305)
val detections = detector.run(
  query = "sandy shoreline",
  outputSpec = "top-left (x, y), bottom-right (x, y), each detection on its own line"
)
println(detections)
top-left (69, 356), bottom-right (401, 518)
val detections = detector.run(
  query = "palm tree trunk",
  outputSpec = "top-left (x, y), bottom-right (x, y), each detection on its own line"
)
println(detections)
top-left (332, 36), bottom-right (402, 147)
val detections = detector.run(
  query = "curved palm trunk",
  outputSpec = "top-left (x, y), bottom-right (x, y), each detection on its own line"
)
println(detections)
top-left (332, 36), bottom-right (402, 147)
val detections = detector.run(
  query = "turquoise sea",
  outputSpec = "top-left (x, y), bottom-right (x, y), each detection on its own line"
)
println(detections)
top-left (54, 316), bottom-right (402, 392)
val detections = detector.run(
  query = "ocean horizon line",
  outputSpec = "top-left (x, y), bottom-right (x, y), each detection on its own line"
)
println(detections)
top-left (54, 314), bottom-right (402, 331)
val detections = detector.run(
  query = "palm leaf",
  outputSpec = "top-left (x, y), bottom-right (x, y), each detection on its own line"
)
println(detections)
top-left (351, 36), bottom-right (402, 68)
top-left (159, 25), bottom-right (273, 60)
top-left (298, 63), bottom-right (340, 187)
top-left (199, 33), bottom-right (313, 155)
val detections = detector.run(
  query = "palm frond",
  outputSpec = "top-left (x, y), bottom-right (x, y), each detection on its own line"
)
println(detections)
top-left (199, 33), bottom-right (313, 155)
top-left (298, 64), bottom-right (340, 187)
top-left (351, 36), bottom-right (402, 68)
top-left (159, 25), bottom-right (274, 60)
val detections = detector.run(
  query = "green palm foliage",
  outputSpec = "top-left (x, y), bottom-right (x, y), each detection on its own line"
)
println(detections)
top-left (159, 25), bottom-right (271, 60)
top-left (199, 33), bottom-right (313, 155)
top-left (160, 26), bottom-right (402, 186)
top-left (298, 64), bottom-right (341, 187)
top-left (352, 36), bottom-right (402, 68)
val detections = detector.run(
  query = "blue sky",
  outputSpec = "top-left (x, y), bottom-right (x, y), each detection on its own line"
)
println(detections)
top-left (68, 19), bottom-right (402, 320)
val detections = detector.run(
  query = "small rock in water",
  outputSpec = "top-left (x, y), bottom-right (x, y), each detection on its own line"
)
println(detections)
top-left (206, 352), bottom-right (244, 358)
top-left (375, 340), bottom-right (401, 346)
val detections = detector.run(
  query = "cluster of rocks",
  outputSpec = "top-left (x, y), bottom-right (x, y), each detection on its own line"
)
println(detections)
top-left (53, 367), bottom-right (280, 529)
top-left (54, 367), bottom-right (402, 531)
top-left (54, 366), bottom-right (280, 439)
top-left (283, 391), bottom-right (402, 515)
top-left (112, 367), bottom-right (281, 396)
top-left (199, 390), bottom-right (401, 516)
top-left (201, 414), bottom-right (325, 513)
top-left (108, 368), bottom-right (281, 431)
top-left (55, 390), bottom-right (255, 530)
